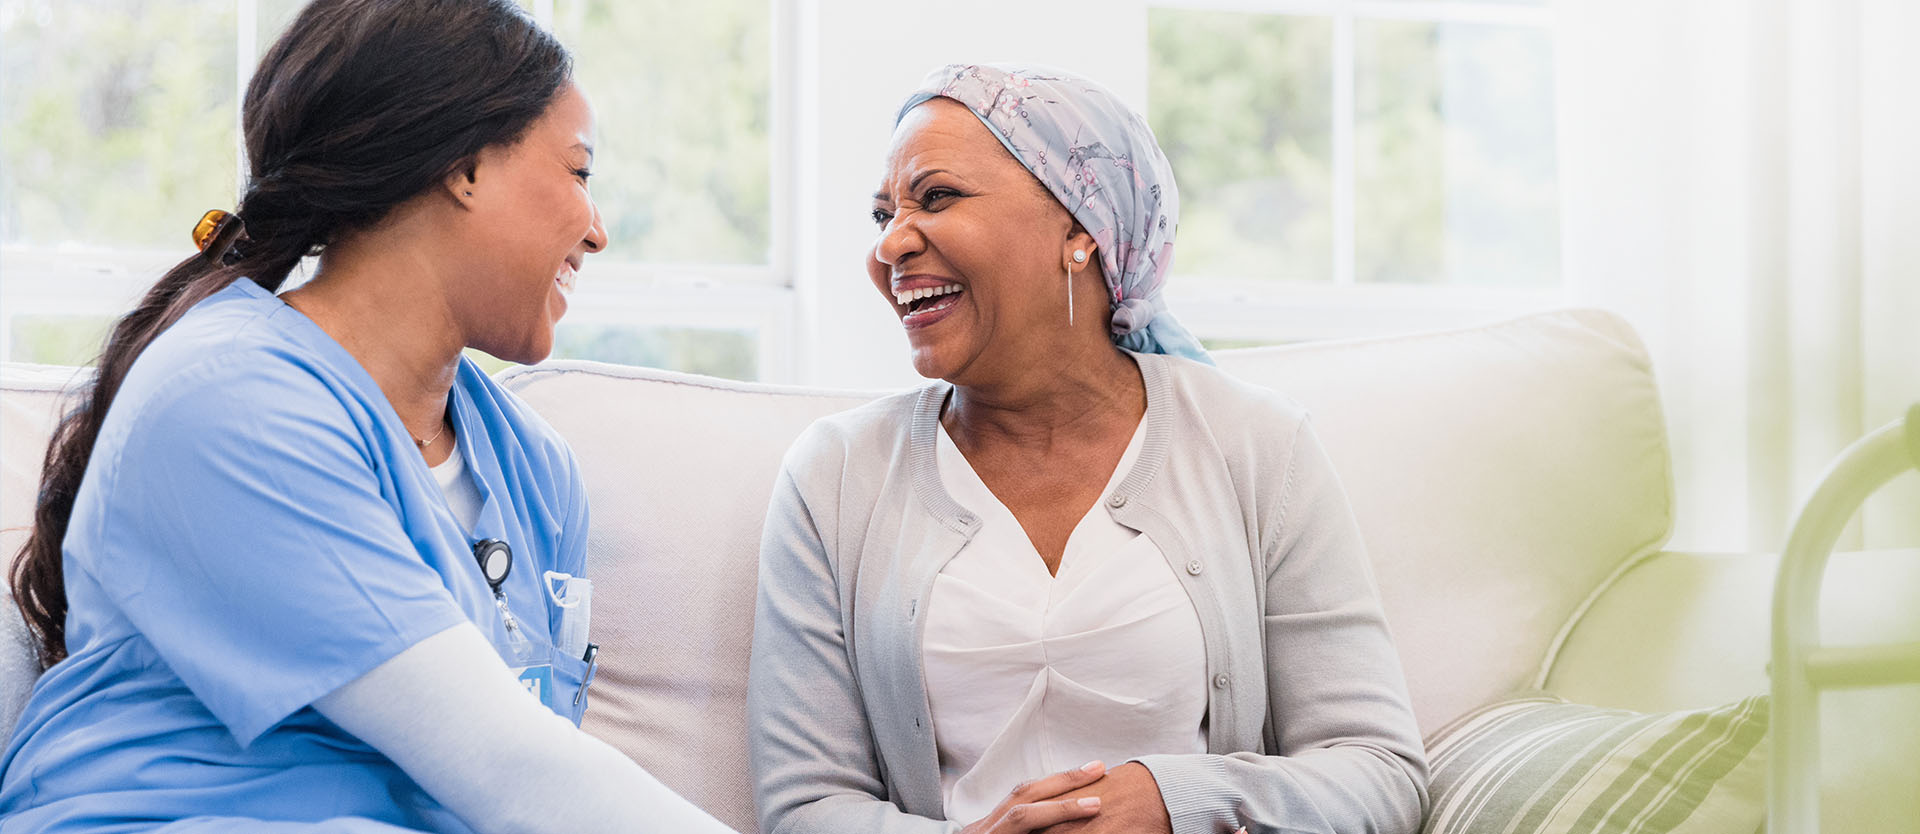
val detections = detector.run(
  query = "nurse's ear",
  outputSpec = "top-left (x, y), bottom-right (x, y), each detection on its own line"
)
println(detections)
top-left (442, 159), bottom-right (481, 211)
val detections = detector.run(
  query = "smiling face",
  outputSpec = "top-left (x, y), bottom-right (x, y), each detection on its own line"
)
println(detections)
top-left (451, 81), bottom-right (608, 365)
top-left (868, 98), bottom-right (1096, 384)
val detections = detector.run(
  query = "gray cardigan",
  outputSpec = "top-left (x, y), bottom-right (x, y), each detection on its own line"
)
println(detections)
top-left (747, 352), bottom-right (1428, 834)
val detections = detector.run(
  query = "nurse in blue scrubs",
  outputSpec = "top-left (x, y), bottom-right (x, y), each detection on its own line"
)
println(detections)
top-left (0, 2), bottom-right (735, 832)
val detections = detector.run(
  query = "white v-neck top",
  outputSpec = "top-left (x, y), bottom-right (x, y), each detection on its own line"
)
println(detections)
top-left (429, 441), bottom-right (484, 534)
top-left (923, 419), bottom-right (1208, 825)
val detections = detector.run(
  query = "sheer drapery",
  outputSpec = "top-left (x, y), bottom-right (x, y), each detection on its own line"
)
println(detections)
top-left (1555, 0), bottom-right (1919, 551)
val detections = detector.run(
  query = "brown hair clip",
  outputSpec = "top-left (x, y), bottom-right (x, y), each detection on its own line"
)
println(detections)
top-left (191, 209), bottom-right (232, 251)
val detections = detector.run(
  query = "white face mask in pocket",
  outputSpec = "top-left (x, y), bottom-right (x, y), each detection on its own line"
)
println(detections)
top-left (545, 570), bottom-right (594, 663)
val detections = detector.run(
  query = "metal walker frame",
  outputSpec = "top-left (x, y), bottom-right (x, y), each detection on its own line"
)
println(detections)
top-left (1769, 403), bottom-right (1920, 833)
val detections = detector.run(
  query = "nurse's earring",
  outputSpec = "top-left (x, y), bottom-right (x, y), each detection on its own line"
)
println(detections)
top-left (1068, 248), bottom-right (1090, 326)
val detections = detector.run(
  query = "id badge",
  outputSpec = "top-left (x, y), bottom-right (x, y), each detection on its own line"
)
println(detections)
top-left (515, 660), bottom-right (557, 710)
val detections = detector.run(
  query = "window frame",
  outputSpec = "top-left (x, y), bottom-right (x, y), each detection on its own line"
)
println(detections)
top-left (0, 0), bottom-right (800, 380)
top-left (1147, 0), bottom-right (1564, 342)
top-left (3, 0), bottom-right (1564, 376)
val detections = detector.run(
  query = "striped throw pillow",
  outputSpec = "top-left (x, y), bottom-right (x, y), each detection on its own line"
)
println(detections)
top-left (1422, 693), bottom-right (1769, 834)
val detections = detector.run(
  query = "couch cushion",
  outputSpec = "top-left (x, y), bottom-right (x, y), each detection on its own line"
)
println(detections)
top-left (1423, 693), bottom-right (1768, 834)
top-left (499, 362), bottom-right (877, 834)
top-left (1212, 309), bottom-right (1673, 733)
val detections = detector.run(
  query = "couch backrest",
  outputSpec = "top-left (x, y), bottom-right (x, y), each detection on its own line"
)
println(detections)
top-left (0, 308), bottom-right (1672, 833)
top-left (1208, 308), bottom-right (1674, 731)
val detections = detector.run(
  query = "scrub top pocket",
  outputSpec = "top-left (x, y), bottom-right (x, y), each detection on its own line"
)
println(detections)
top-left (550, 650), bottom-right (595, 726)
top-left (545, 573), bottom-right (593, 663)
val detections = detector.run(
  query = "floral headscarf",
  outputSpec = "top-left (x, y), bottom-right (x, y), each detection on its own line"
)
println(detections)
top-left (896, 62), bottom-right (1212, 364)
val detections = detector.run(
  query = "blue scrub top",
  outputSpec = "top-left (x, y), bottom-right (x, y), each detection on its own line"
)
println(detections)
top-left (0, 279), bottom-right (592, 832)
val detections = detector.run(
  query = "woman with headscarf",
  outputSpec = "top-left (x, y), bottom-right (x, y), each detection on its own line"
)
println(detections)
top-left (747, 64), bottom-right (1427, 834)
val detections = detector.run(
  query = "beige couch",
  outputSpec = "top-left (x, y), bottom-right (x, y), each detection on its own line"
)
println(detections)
top-left (2, 309), bottom-right (1914, 832)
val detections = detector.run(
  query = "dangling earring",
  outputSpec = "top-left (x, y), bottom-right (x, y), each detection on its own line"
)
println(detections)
top-left (1068, 249), bottom-right (1087, 326)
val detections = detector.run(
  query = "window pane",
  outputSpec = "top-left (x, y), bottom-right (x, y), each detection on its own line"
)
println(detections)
top-left (554, 325), bottom-right (757, 381)
top-left (466, 326), bottom-right (758, 382)
top-left (1355, 20), bottom-right (1558, 285)
top-left (1148, 9), bottom-right (1332, 283)
top-left (9, 315), bottom-right (114, 366)
top-left (550, 0), bottom-right (771, 266)
top-left (1, 0), bottom-right (238, 249)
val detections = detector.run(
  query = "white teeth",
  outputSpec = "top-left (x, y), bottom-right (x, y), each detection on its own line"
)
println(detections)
top-left (894, 284), bottom-right (961, 307)
top-left (556, 266), bottom-right (577, 295)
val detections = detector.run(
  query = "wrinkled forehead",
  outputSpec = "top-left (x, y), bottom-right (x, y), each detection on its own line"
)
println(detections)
top-left (876, 98), bottom-right (1026, 194)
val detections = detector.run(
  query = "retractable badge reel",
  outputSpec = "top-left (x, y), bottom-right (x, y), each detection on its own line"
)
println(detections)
top-left (473, 539), bottom-right (552, 704)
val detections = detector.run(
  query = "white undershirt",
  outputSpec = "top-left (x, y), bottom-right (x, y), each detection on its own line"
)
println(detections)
top-left (430, 441), bottom-right (485, 533)
top-left (924, 419), bottom-right (1208, 825)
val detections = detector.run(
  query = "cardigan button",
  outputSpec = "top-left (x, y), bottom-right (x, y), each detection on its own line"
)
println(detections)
top-left (1213, 673), bottom-right (1231, 689)
top-left (1185, 559), bottom-right (1203, 576)
top-left (1108, 494), bottom-right (1128, 508)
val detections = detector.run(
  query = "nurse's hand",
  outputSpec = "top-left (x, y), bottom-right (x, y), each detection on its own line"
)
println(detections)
top-left (1034, 762), bottom-right (1172, 834)
top-left (961, 761), bottom-right (1109, 834)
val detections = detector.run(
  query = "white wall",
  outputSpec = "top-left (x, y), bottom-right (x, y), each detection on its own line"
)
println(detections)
top-left (786, 0), bottom-right (1148, 389)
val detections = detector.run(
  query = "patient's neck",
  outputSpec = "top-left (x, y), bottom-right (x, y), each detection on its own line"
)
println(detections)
top-left (944, 344), bottom-right (1145, 453)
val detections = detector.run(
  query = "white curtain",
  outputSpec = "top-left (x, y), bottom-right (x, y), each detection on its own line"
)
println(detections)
top-left (1554, 0), bottom-right (1920, 553)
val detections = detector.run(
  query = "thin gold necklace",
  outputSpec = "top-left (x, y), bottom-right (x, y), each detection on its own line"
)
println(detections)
top-left (413, 419), bottom-right (448, 449)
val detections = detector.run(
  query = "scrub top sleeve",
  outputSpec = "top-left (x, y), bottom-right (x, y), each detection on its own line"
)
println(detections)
top-left (84, 357), bottom-right (470, 747)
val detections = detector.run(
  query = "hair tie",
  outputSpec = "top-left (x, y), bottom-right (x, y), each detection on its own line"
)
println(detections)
top-left (191, 209), bottom-right (232, 251)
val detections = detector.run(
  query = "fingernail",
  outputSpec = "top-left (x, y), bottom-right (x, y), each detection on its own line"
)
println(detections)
top-left (1078, 797), bottom-right (1101, 810)
top-left (1080, 760), bottom-right (1104, 773)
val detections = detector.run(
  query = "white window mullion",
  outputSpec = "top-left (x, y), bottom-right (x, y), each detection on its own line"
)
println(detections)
top-left (765, 0), bottom-right (798, 380)
top-left (768, 0), bottom-right (795, 278)
top-left (1332, 11), bottom-right (1356, 286)
top-left (236, 0), bottom-right (258, 199)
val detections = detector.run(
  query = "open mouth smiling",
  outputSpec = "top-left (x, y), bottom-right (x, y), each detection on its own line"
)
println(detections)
top-left (895, 282), bottom-right (962, 313)
top-left (894, 282), bottom-right (965, 328)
